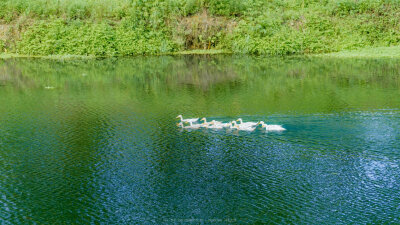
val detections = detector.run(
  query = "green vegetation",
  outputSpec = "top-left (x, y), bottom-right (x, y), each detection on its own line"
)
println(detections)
top-left (318, 46), bottom-right (400, 58)
top-left (1, 0), bottom-right (400, 57)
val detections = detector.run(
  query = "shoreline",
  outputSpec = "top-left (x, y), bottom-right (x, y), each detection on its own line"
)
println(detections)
top-left (1, 46), bottom-right (400, 60)
top-left (0, 49), bottom-right (231, 60)
top-left (315, 46), bottom-right (400, 59)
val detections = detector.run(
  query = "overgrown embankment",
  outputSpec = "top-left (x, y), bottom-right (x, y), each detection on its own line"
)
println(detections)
top-left (1, 0), bottom-right (400, 57)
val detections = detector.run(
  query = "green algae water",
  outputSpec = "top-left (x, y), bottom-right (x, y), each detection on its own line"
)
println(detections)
top-left (1, 56), bottom-right (400, 224)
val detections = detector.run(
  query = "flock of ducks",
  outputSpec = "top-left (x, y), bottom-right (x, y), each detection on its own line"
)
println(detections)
top-left (176, 115), bottom-right (285, 132)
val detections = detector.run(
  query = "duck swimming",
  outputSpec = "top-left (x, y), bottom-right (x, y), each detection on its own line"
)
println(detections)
top-left (176, 115), bottom-right (199, 124)
top-left (257, 121), bottom-right (286, 131)
top-left (177, 122), bottom-right (185, 128)
top-left (199, 118), bottom-right (212, 128)
top-left (176, 116), bottom-right (286, 132)
top-left (177, 121), bottom-right (202, 129)
top-left (186, 121), bottom-right (203, 129)
top-left (232, 121), bottom-right (255, 131)
top-left (208, 120), bottom-right (231, 129)
top-left (236, 118), bottom-right (258, 127)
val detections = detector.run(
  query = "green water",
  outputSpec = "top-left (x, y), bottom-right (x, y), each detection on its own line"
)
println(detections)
top-left (1, 56), bottom-right (400, 224)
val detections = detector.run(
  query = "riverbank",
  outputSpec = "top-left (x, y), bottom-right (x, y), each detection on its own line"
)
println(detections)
top-left (317, 46), bottom-right (400, 58)
top-left (0, 49), bottom-right (230, 59)
top-left (1, 1), bottom-right (400, 57)
top-left (2, 47), bottom-right (400, 60)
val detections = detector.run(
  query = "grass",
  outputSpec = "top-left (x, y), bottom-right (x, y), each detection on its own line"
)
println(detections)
top-left (171, 49), bottom-right (231, 55)
top-left (0, 53), bottom-right (98, 59)
top-left (4, 46), bottom-right (400, 59)
top-left (318, 46), bottom-right (400, 58)
top-left (0, 50), bottom-right (230, 59)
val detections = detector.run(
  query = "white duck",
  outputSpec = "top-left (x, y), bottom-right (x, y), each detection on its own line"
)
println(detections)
top-left (177, 122), bottom-right (185, 128)
top-left (177, 121), bottom-right (202, 129)
top-left (200, 117), bottom-right (211, 125)
top-left (228, 121), bottom-right (240, 130)
top-left (232, 121), bottom-right (255, 131)
top-left (257, 121), bottom-right (286, 131)
top-left (176, 115), bottom-right (199, 124)
top-left (236, 118), bottom-right (258, 127)
top-left (186, 121), bottom-right (203, 129)
top-left (199, 118), bottom-right (212, 128)
top-left (208, 120), bottom-right (230, 129)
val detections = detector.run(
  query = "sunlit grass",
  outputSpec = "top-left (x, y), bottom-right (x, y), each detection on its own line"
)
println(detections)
top-left (171, 49), bottom-right (231, 55)
top-left (318, 46), bottom-right (400, 58)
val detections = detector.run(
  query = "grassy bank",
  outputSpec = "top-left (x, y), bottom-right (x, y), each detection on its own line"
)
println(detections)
top-left (318, 46), bottom-right (400, 58)
top-left (1, 0), bottom-right (400, 57)
top-left (0, 49), bottom-right (229, 59)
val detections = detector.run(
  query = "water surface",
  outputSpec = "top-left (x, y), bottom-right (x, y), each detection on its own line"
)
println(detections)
top-left (1, 56), bottom-right (400, 224)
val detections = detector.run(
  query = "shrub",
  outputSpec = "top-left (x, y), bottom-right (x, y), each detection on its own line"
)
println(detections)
top-left (174, 10), bottom-right (234, 49)
top-left (0, 39), bottom-right (5, 52)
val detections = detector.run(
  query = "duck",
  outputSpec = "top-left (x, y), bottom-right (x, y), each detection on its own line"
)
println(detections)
top-left (200, 117), bottom-right (207, 124)
top-left (254, 121), bottom-right (264, 130)
top-left (177, 121), bottom-right (202, 129)
top-left (232, 121), bottom-right (255, 131)
top-left (257, 121), bottom-right (286, 131)
top-left (186, 121), bottom-right (203, 129)
top-left (236, 118), bottom-right (258, 127)
top-left (176, 115), bottom-right (199, 124)
top-left (177, 122), bottom-right (185, 128)
top-left (208, 120), bottom-right (230, 129)
top-left (199, 118), bottom-right (212, 128)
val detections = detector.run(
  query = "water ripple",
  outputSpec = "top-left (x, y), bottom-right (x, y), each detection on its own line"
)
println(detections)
top-left (1, 57), bottom-right (400, 224)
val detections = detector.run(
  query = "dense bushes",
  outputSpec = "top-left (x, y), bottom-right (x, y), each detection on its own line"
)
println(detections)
top-left (1, 0), bottom-right (400, 56)
top-left (229, 0), bottom-right (400, 55)
top-left (17, 19), bottom-right (176, 56)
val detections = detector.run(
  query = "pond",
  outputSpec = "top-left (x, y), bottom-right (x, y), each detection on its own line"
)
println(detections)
top-left (1, 55), bottom-right (399, 224)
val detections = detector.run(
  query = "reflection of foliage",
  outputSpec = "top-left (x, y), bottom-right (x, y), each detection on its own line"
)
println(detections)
top-left (0, 56), bottom-right (242, 91)
top-left (1, 56), bottom-right (400, 91)
top-left (1, 56), bottom-right (400, 114)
